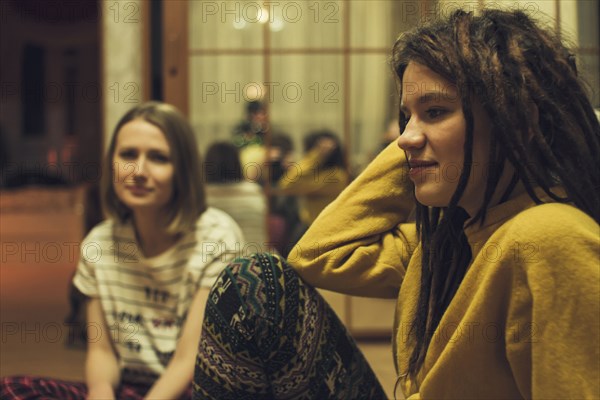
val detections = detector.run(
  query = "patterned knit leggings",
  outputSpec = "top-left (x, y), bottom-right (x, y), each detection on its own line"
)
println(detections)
top-left (193, 253), bottom-right (387, 400)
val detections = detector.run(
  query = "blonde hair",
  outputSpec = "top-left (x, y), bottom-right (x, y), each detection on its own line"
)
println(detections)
top-left (101, 102), bottom-right (206, 234)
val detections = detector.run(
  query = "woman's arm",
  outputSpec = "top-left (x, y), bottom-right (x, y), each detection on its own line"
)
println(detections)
top-left (144, 287), bottom-right (210, 400)
top-left (289, 142), bottom-right (418, 298)
top-left (278, 141), bottom-right (347, 196)
top-left (85, 298), bottom-right (120, 400)
top-left (505, 205), bottom-right (600, 398)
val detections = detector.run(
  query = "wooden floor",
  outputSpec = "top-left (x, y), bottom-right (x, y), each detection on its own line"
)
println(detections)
top-left (0, 264), bottom-right (87, 381)
top-left (0, 188), bottom-right (398, 398)
top-left (0, 263), bottom-right (397, 398)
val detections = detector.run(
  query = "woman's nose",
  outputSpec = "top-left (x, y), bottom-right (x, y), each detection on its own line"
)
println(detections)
top-left (397, 120), bottom-right (425, 151)
top-left (133, 157), bottom-right (148, 179)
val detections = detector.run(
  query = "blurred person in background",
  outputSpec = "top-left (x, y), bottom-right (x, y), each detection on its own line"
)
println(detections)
top-left (260, 132), bottom-right (300, 255)
top-left (204, 141), bottom-right (268, 253)
top-left (277, 129), bottom-right (350, 255)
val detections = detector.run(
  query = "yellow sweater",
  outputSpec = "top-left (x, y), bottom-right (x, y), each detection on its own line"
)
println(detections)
top-left (290, 142), bottom-right (600, 399)
top-left (278, 148), bottom-right (349, 225)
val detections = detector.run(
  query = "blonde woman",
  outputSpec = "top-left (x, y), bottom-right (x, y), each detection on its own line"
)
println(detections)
top-left (2, 102), bottom-right (243, 399)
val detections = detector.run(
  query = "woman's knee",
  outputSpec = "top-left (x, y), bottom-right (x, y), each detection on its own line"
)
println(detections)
top-left (207, 253), bottom-right (296, 326)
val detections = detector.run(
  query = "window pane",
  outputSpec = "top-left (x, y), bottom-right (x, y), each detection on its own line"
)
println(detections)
top-left (269, 54), bottom-right (344, 153)
top-left (350, 54), bottom-right (398, 174)
top-left (270, 1), bottom-right (344, 49)
top-left (189, 55), bottom-right (263, 153)
top-left (189, 0), bottom-right (263, 50)
top-left (577, 0), bottom-right (599, 48)
top-left (350, 0), bottom-right (401, 48)
top-left (576, 0), bottom-right (599, 108)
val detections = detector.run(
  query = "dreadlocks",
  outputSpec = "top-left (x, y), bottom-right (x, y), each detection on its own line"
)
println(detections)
top-left (391, 8), bottom-right (600, 381)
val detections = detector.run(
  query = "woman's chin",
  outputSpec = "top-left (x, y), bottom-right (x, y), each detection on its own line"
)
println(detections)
top-left (414, 189), bottom-right (451, 209)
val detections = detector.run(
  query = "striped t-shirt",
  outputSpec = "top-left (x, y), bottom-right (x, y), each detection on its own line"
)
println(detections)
top-left (73, 207), bottom-right (244, 384)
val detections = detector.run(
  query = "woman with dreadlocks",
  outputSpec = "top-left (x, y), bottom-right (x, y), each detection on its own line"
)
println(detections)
top-left (192, 9), bottom-right (599, 399)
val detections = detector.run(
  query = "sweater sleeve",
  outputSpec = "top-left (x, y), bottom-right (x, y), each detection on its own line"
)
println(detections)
top-left (287, 141), bottom-right (418, 298)
top-left (505, 204), bottom-right (600, 398)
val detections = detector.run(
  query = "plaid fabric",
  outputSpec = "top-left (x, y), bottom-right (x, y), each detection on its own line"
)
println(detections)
top-left (194, 253), bottom-right (387, 400)
top-left (0, 376), bottom-right (192, 399)
top-left (0, 376), bottom-right (88, 400)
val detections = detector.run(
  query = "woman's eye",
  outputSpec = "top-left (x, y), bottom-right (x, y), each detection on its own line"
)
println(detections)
top-left (426, 108), bottom-right (445, 119)
top-left (150, 153), bottom-right (170, 163)
top-left (119, 150), bottom-right (136, 159)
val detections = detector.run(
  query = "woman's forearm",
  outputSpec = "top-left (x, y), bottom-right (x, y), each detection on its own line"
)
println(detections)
top-left (85, 346), bottom-right (120, 399)
top-left (85, 298), bottom-right (120, 400)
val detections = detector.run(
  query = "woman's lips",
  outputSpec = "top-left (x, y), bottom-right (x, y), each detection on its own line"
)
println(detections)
top-left (408, 161), bottom-right (438, 179)
top-left (126, 185), bottom-right (153, 195)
